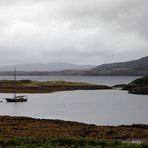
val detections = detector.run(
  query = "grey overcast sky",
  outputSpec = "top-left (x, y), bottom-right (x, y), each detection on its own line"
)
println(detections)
top-left (0, 0), bottom-right (148, 65)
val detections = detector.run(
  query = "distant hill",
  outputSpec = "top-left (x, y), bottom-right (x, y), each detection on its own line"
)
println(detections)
top-left (0, 63), bottom-right (94, 71)
top-left (0, 69), bottom-right (86, 76)
top-left (0, 56), bottom-right (148, 76)
top-left (84, 56), bottom-right (148, 76)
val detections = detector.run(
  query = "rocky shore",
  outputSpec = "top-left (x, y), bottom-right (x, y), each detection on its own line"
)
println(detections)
top-left (112, 76), bottom-right (148, 95)
top-left (122, 76), bottom-right (148, 94)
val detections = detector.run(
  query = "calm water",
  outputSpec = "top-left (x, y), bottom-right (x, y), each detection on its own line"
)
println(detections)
top-left (0, 76), bottom-right (147, 126)
top-left (0, 76), bottom-right (140, 86)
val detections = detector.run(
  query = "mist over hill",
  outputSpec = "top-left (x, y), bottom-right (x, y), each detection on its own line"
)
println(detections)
top-left (0, 63), bottom-right (94, 71)
top-left (0, 56), bottom-right (148, 76)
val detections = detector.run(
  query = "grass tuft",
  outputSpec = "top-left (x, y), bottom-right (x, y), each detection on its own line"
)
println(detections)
top-left (0, 137), bottom-right (147, 148)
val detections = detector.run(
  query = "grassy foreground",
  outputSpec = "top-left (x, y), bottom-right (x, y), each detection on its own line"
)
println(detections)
top-left (0, 137), bottom-right (147, 148)
top-left (0, 116), bottom-right (148, 147)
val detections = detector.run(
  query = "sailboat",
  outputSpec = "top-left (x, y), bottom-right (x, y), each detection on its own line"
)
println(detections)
top-left (4, 68), bottom-right (28, 103)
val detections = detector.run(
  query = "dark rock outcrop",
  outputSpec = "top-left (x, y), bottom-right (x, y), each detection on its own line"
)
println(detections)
top-left (123, 76), bottom-right (148, 95)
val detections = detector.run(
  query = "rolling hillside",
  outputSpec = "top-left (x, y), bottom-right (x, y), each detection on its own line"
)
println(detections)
top-left (0, 56), bottom-right (148, 76)
top-left (84, 56), bottom-right (148, 76)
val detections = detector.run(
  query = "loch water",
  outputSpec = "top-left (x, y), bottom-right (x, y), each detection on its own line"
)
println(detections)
top-left (0, 76), bottom-right (147, 125)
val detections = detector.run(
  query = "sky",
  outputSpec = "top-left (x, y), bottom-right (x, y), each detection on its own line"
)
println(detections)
top-left (0, 0), bottom-right (148, 65)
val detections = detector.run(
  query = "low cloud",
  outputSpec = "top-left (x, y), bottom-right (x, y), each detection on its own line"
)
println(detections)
top-left (0, 0), bottom-right (147, 65)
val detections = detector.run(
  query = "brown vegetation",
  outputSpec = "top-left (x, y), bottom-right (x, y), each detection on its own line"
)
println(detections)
top-left (0, 116), bottom-right (148, 140)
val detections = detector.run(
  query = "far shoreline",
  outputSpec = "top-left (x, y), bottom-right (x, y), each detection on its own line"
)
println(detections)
top-left (0, 76), bottom-right (147, 94)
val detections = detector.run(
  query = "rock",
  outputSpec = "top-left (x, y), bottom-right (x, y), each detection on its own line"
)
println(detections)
top-left (129, 86), bottom-right (148, 95)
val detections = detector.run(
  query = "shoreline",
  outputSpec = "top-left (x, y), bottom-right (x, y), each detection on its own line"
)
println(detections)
top-left (0, 77), bottom-right (147, 94)
top-left (0, 116), bottom-right (148, 140)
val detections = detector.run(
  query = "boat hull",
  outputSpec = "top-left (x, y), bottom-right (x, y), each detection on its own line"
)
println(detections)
top-left (5, 98), bottom-right (27, 102)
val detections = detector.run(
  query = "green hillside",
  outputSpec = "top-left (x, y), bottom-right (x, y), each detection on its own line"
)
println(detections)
top-left (85, 56), bottom-right (148, 76)
top-left (131, 76), bottom-right (148, 85)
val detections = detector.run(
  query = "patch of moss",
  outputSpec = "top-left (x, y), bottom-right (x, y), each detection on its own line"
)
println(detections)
top-left (0, 80), bottom-right (92, 87)
top-left (39, 80), bottom-right (90, 86)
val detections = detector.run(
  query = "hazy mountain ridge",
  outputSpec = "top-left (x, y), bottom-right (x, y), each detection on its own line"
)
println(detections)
top-left (0, 63), bottom-right (94, 71)
top-left (0, 56), bottom-right (148, 76)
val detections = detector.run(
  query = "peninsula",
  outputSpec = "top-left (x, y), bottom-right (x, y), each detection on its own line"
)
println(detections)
top-left (0, 80), bottom-right (111, 93)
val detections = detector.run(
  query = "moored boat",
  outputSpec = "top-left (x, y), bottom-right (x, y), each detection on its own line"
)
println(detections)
top-left (5, 96), bottom-right (27, 102)
top-left (4, 68), bottom-right (28, 103)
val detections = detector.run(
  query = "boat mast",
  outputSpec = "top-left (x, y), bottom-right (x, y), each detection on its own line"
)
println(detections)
top-left (14, 68), bottom-right (16, 99)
